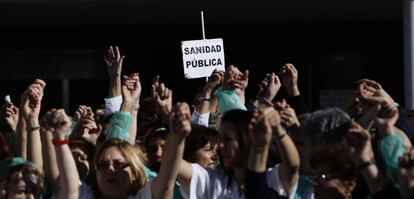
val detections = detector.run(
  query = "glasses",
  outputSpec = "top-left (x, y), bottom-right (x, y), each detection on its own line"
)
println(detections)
top-left (308, 174), bottom-right (336, 186)
top-left (96, 160), bottom-right (130, 171)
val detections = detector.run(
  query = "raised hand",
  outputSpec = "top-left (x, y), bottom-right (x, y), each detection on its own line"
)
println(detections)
top-left (1, 102), bottom-right (19, 130)
top-left (223, 65), bottom-right (248, 90)
top-left (205, 69), bottom-right (224, 91)
top-left (375, 103), bottom-right (399, 137)
top-left (21, 79), bottom-right (46, 123)
top-left (94, 105), bottom-right (106, 122)
top-left (274, 98), bottom-right (288, 111)
top-left (249, 108), bottom-right (273, 150)
top-left (280, 106), bottom-right (300, 129)
top-left (169, 102), bottom-right (191, 139)
top-left (71, 105), bottom-right (101, 144)
top-left (261, 106), bottom-right (282, 130)
top-left (104, 46), bottom-right (124, 80)
top-left (78, 120), bottom-right (101, 145)
top-left (121, 73), bottom-right (141, 112)
top-left (357, 79), bottom-right (395, 106)
top-left (273, 99), bottom-right (299, 128)
top-left (152, 76), bottom-right (172, 116)
top-left (44, 109), bottom-right (72, 140)
top-left (222, 65), bottom-right (249, 103)
top-left (257, 72), bottom-right (281, 103)
top-left (40, 108), bottom-right (53, 131)
top-left (233, 69), bottom-right (249, 96)
top-left (345, 122), bottom-right (374, 165)
top-left (279, 63), bottom-right (299, 97)
top-left (355, 103), bottom-right (381, 130)
top-left (104, 46), bottom-right (124, 98)
top-left (73, 105), bottom-right (90, 122)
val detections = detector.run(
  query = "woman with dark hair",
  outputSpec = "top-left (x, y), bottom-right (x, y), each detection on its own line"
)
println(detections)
top-left (176, 108), bottom-right (300, 199)
top-left (143, 126), bottom-right (168, 173)
top-left (309, 145), bottom-right (357, 199)
top-left (183, 124), bottom-right (219, 169)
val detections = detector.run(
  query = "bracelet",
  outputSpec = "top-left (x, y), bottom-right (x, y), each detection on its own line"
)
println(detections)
top-left (259, 97), bottom-right (273, 106)
top-left (357, 158), bottom-right (376, 171)
top-left (276, 133), bottom-right (286, 140)
top-left (26, 126), bottom-right (40, 133)
top-left (52, 139), bottom-right (69, 146)
top-left (198, 97), bottom-right (210, 102)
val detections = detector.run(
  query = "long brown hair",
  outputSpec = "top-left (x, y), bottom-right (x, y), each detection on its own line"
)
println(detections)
top-left (219, 110), bottom-right (252, 189)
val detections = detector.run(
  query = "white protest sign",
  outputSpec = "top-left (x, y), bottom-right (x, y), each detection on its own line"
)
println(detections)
top-left (181, 38), bottom-right (225, 79)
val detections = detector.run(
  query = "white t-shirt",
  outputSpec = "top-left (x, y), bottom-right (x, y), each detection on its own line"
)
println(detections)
top-left (79, 180), bottom-right (153, 199)
top-left (180, 163), bottom-right (297, 199)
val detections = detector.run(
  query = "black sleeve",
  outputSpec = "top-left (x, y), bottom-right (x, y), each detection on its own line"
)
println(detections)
top-left (245, 169), bottom-right (288, 199)
top-left (371, 181), bottom-right (401, 199)
top-left (286, 94), bottom-right (309, 115)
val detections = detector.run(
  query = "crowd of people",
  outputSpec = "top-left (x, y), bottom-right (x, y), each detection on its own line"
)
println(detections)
top-left (0, 46), bottom-right (414, 199)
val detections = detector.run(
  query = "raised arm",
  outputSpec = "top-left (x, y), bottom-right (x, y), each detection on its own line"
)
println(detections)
top-left (278, 102), bottom-right (300, 131)
top-left (248, 108), bottom-right (273, 172)
top-left (105, 46), bottom-right (124, 98)
top-left (226, 65), bottom-right (249, 104)
top-left (346, 122), bottom-right (388, 194)
top-left (254, 72), bottom-right (281, 108)
top-left (270, 107), bottom-right (300, 195)
top-left (249, 107), bottom-right (300, 196)
top-left (375, 103), bottom-right (407, 186)
top-left (357, 79), bottom-right (412, 148)
top-left (16, 89), bottom-right (28, 159)
top-left (69, 105), bottom-right (101, 145)
top-left (279, 63), bottom-right (308, 114)
top-left (48, 109), bottom-right (79, 199)
top-left (103, 46), bottom-right (125, 118)
top-left (0, 101), bottom-right (19, 131)
top-left (109, 73), bottom-right (141, 144)
top-left (247, 108), bottom-right (286, 199)
top-left (280, 63), bottom-right (299, 97)
top-left (151, 76), bottom-right (172, 125)
top-left (357, 78), bottom-right (395, 106)
top-left (152, 102), bottom-right (192, 199)
top-left (123, 74), bottom-right (141, 144)
top-left (214, 65), bottom-right (248, 113)
top-left (39, 110), bottom-right (60, 192)
top-left (197, 69), bottom-right (223, 114)
top-left (191, 69), bottom-right (223, 127)
top-left (21, 79), bottom-right (45, 174)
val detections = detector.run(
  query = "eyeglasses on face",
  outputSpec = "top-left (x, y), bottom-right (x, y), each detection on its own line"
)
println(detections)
top-left (96, 160), bottom-right (130, 171)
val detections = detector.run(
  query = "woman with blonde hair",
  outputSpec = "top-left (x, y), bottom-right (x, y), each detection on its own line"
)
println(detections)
top-left (90, 138), bottom-right (149, 198)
